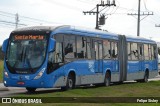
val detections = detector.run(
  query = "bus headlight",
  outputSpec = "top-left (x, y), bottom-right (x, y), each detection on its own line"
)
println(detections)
top-left (4, 71), bottom-right (9, 78)
top-left (34, 68), bottom-right (45, 79)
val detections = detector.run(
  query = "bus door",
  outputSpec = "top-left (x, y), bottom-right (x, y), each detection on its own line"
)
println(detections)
top-left (138, 44), bottom-right (144, 71)
top-left (111, 42), bottom-right (119, 72)
top-left (94, 40), bottom-right (103, 73)
top-left (152, 45), bottom-right (158, 70)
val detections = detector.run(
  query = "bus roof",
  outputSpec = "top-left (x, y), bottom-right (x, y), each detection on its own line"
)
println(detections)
top-left (126, 35), bottom-right (156, 44)
top-left (12, 25), bottom-right (156, 44)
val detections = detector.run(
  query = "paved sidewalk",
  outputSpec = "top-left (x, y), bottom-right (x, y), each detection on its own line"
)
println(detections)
top-left (0, 83), bottom-right (8, 91)
top-left (0, 83), bottom-right (25, 91)
top-left (149, 75), bottom-right (160, 81)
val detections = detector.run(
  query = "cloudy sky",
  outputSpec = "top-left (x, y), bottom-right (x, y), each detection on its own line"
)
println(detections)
top-left (0, 0), bottom-right (160, 45)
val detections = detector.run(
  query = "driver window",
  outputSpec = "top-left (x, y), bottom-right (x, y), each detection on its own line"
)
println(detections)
top-left (48, 34), bottom-right (63, 64)
top-left (55, 42), bottom-right (63, 63)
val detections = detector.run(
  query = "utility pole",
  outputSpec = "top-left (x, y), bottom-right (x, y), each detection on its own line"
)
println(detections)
top-left (15, 13), bottom-right (19, 29)
top-left (83, 0), bottom-right (116, 30)
top-left (128, 0), bottom-right (153, 36)
top-left (137, 0), bottom-right (141, 37)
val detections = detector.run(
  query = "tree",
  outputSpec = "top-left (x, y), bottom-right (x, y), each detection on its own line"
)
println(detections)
top-left (0, 46), bottom-right (4, 60)
top-left (158, 48), bottom-right (160, 55)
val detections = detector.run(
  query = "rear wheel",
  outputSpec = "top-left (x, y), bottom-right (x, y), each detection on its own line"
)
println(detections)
top-left (143, 72), bottom-right (149, 82)
top-left (104, 72), bottom-right (111, 86)
top-left (26, 87), bottom-right (36, 93)
top-left (137, 72), bottom-right (149, 83)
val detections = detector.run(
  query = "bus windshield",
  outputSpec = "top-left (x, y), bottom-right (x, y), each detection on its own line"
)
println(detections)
top-left (6, 34), bottom-right (48, 73)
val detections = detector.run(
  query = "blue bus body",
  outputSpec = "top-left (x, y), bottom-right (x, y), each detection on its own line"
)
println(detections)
top-left (2, 26), bottom-right (158, 90)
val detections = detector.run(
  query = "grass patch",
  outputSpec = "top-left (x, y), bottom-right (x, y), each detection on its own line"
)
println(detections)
top-left (0, 60), bottom-right (3, 82)
top-left (14, 81), bottom-right (160, 97)
top-left (3, 81), bottom-right (160, 106)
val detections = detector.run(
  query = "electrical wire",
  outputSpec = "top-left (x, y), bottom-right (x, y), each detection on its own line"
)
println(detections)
top-left (143, 0), bottom-right (148, 11)
top-left (0, 10), bottom-right (64, 25)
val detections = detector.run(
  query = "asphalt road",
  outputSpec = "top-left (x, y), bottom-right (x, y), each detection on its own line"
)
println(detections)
top-left (0, 84), bottom-right (62, 97)
top-left (0, 75), bottom-right (160, 97)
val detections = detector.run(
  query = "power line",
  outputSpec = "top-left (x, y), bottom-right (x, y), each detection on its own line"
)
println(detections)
top-left (0, 10), bottom-right (15, 16)
top-left (76, 0), bottom-right (97, 5)
top-left (0, 20), bottom-right (26, 26)
top-left (45, 0), bottom-right (83, 12)
top-left (0, 10), bottom-right (65, 29)
top-left (127, 0), bottom-right (153, 36)
top-left (0, 13), bottom-right (15, 18)
top-left (143, 0), bottom-right (148, 10)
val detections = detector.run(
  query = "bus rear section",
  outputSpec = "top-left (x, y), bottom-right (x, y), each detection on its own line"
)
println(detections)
top-left (126, 37), bottom-right (158, 82)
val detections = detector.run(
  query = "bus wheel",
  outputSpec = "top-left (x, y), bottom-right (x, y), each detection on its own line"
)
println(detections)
top-left (61, 73), bottom-right (75, 91)
top-left (143, 72), bottom-right (149, 83)
top-left (104, 72), bottom-right (111, 86)
top-left (26, 87), bottom-right (36, 93)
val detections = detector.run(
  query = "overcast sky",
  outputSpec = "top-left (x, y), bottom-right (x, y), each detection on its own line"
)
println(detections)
top-left (0, 0), bottom-right (160, 45)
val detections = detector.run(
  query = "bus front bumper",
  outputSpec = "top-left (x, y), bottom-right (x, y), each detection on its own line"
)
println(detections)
top-left (3, 75), bottom-right (67, 88)
top-left (3, 78), bottom-right (53, 88)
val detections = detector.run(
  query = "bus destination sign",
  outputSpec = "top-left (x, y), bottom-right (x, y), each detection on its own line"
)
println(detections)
top-left (14, 35), bottom-right (44, 40)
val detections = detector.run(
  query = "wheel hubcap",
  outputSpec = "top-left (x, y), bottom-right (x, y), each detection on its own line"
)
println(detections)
top-left (105, 78), bottom-right (109, 86)
top-left (68, 79), bottom-right (73, 88)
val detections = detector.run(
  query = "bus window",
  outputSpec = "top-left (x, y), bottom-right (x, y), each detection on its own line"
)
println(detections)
top-left (144, 44), bottom-right (149, 60)
top-left (54, 35), bottom-right (63, 63)
top-left (111, 42), bottom-right (118, 59)
top-left (64, 35), bottom-right (76, 58)
top-left (48, 34), bottom-right (64, 73)
top-left (138, 44), bottom-right (143, 60)
top-left (114, 42), bottom-right (118, 59)
top-left (148, 45), bottom-right (152, 60)
top-left (153, 45), bottom-right (157, 59)
top-left (128, 43), bottom-right (131, 60)
top-left (77, 36), bottom-right (86, 58)
top-left (95, 42), bottom-right (99, 59)
top-left (86, 38), bottom-right (91, 59)
top-left (103, 40), bottom-right (111, 59)
top-left (131, 43), bottom-right (138, 60)
top-left (55, 42), bottom-right (63, 63)
top-left (99, 41), bottom-right (103, 59)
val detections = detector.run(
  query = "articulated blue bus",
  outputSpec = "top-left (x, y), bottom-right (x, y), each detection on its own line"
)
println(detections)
top-left (2, 26), bottom-right (158, 92)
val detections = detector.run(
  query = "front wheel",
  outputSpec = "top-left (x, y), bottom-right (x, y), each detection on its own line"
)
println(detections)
top-left (26, 87), bottom-right (36, 93)
top-left (61, 74), bottom-right (75, 91)
top-left (104, 72), bottom-right (111, 86)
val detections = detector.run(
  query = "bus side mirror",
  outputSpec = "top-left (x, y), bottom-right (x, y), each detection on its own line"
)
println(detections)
top-left (2, 38), bottom-right (9, 53)
top-left (48, 38), bottom-right (55, 52)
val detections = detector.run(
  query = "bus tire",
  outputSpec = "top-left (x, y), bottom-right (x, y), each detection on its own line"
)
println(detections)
top-left (61, 73), bottom-right (75, 91)
top-left (104, 72), bottom-right (111, 86)
top-left (143, 71), bottom-right (149, 83)
top-left (26, 87), bottom-right (36, 93)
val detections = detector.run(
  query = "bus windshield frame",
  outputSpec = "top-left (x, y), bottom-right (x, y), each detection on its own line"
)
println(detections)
top-left (6, 34), bottom-right (49, 74)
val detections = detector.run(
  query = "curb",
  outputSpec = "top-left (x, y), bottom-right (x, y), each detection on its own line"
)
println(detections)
top-left (0, 83), bottom-right (9, 91)
top-left (0, 87), bottom-right (9, 91)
